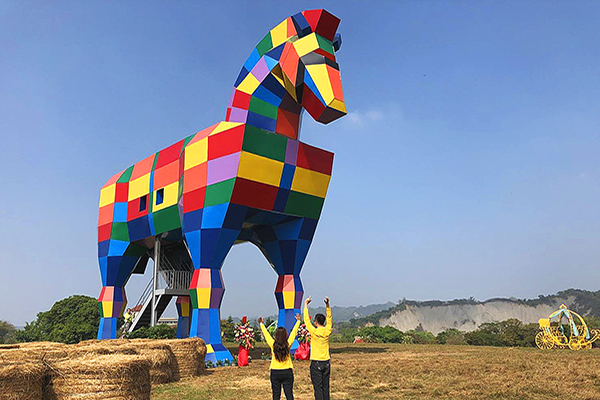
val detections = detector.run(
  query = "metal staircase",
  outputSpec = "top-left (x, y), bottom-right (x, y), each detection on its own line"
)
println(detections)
top-left (128, 240), bottom-right (193, 333)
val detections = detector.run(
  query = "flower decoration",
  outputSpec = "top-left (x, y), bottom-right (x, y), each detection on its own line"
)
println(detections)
top-left (234, 316), bottom-right (256, 350)
top-left (297, 323), bottom-right (311, 344)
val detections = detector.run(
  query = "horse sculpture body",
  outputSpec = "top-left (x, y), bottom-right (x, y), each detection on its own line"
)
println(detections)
top-left (96, 9), bottom-right (346, 363)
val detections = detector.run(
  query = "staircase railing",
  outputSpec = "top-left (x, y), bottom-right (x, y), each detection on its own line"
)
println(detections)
top-left (132, 278), bottom-right (153, 313)
top-left (160, 270), bottom-right (193, 291)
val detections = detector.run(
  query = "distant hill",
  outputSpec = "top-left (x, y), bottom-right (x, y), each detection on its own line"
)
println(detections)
top-left (341, 289), bottom-right (600, 335)
top-left (307, 302), bottom-right (396, 322)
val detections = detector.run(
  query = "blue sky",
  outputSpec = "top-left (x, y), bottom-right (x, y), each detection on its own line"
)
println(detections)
top-left (1, 1), bottom-right (599, 326)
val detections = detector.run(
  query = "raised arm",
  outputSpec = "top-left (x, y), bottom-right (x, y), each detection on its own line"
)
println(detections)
top-left (258, 317), bottom-right (274, 348)
top-left (288, 314), bottom-right (301, 346)
top-left (325, 296), bottom-right (332, 333)
top-left (303, 296), bottom-right (316, 334)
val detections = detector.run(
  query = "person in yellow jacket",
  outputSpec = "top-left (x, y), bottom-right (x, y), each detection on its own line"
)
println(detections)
top-left (259, 314), bottom-right (301, 400)
top-left (304, 296), bottom-right (332, 400)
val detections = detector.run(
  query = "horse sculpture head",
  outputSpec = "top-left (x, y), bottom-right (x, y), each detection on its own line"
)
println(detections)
top-left (226, 9), bottom-right (346, 139)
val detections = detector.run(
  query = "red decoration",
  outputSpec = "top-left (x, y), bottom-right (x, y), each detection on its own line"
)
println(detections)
top-left (294, 341), bottom-right (310, 360)
top-left (238, 345), bottom-right (249, 366)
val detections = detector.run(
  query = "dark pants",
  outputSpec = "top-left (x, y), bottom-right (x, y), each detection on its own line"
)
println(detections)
top-left (270, 368), bottom-right (294, 400)
top-left (310, 360), bottom-right (330, 400)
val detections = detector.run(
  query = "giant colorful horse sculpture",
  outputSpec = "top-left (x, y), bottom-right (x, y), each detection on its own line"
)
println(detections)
top-left (96, 9), bottom-right (346, 363)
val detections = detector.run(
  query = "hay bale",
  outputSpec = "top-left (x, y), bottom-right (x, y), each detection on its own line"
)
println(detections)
top-left (45, 354), bottom-right (150, 400)
top-left (0, 362), bottom-right (44, 400)
top-left (136, 343), bottom-right (177, 384)
top-left (154, 338), bottom-right (206, 379)
top-left (68, 344), bottom-right (139, 357)
top-left (74, 339), bottom-right (131, 347)
top-left (0, 346), bottom-right (69, 364)
top-left (70, 342), bottom-right (176, 385)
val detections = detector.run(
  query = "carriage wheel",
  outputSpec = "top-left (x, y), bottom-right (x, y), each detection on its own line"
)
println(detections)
top-left (568, 341), bottom-right (582, 351)
top-left (582, 343), bottom-right (592, 350)
top-left (535, 332), bottom-right (554, 350)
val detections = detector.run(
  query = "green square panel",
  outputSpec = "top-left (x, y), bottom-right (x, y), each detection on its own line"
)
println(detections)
top-left (248, 96), bottom-right (278, 120)
top-left (256, 33), bottom-right (273, 56)
top-left (316, 34), bottom-right (335, 55)
top-left (190, 290), bottom-right (198, 309)
top-left (111, 222), bottom-right (129, 241)
top-left (117, 165), bottom-right (134, 183)
top-left (204, 178), bottom-right (235, 207)
top-left (242, 125), bottom-right (287, 162)
top-left (152, 205), bottom-right (181, 234)
top-left (285, 191), bottom-right (325, 219)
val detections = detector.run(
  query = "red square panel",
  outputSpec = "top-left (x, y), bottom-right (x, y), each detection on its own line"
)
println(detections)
top-left (155, 139), bottom-right (184, 170)
top-left (98, 204), bottom-right (114, 226)
top-left (115, 183), bottom-right (129, 203)
top-left (127, 196), bottom-right (149, 221)
top-left (131, 154), bottom-right (155, 180)
top-left (232, 90), bottom-right (251, 109)
top-left (183, 163), bottom-right (207, 194)
top-left (98, 223), bottom-right (112, 242)
top-left (208, 125), bottom-right (245, 160)
top-left (183, 187), bottom-right (206, 213)
top-left (231, 178), bottom-right (278, 210)
top-left (297, 142), bottom-right (334, 175)
top-left (154, 160), bottom-right (180, 189)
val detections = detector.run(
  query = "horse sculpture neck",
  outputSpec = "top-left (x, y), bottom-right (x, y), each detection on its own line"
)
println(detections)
top-left (225, 39), bottom-right (303, 140)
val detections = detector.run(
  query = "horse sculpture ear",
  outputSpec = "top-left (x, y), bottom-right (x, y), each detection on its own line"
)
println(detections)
top-left (333, 33), bottom-right (342, 52)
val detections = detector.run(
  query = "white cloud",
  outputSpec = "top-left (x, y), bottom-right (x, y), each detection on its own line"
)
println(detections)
top-left (344, 109), bottom-right (385, 128)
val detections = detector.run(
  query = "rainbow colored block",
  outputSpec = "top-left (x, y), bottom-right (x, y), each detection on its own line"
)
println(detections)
top-left (96, 9), bottom-right (346, 364)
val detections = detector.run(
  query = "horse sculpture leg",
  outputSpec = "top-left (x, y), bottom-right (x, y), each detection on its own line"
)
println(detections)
top-left (183, 203), bottom-right (246, 364)
top-left (97, 240), bottom-right (147, 339)
top-left (255, 217), bottom-right (318, 354)
top-left (175, 296), bottom-right (191, 339)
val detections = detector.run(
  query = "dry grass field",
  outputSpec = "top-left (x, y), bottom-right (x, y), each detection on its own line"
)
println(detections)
top-left (152, 343), bottom-right (600, 400)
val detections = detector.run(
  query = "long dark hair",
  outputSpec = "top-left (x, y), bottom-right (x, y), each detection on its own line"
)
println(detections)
top-left (273, 327), bottom-right (290, 362)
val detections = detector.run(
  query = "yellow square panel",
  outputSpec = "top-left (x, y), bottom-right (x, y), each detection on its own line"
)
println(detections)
top-left (209, 121), bottom-right (243, 136)
top-left (99, 183), bottom-right (116, 207)
top-left (236, 73), bottom-right (260, 94)
top-left (102, 301), bottom-right (113, 318)
top-left (283, 292), bottom-right (295, 309)
top-left (128, 173), bottom-right (151, 201)
top-left (293, 33), bottom-right (319, 57)
top-left (180, 302), bottom-right (190, 317)
top-left (205, 344), bottom-right (214, 353)
top-left (330, 98), bottom-right (347, 113)
top-left (153, 181), bottom-right (179, 212)
top-left (184, 138), bottom-right (208, 170)
top-left (306, 64), bottom-right (334, 104)
top-left (197, 288), bottom-right (211, 309)
top-left (237, 152), bottom-right (284, 187)
top-left (270, 20), bottom-right (288, 48)
top-left (291, 167), bottom-right (331, 198)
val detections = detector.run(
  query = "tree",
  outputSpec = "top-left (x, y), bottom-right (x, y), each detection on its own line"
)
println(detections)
top-left (0, 321), bottom-right (16, 344)
top-left (15, 295), bottom-right (100, 344)
top-left (357, 326), bottom-right (405, 343)
top-left (406, 330), bottom-right (436, 344)
top-left (437, 328), bottom-right (466, 345)
top-left (220, 316), bottom-right (236, 342)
